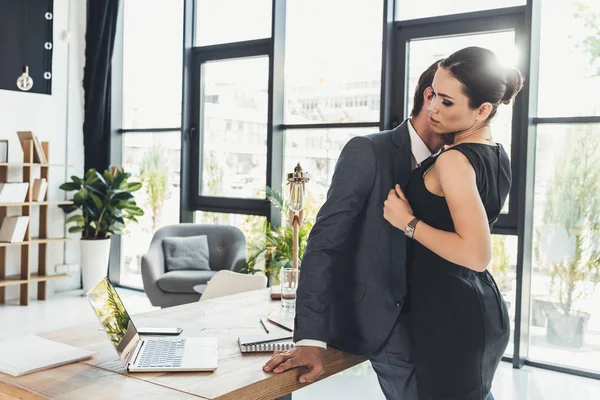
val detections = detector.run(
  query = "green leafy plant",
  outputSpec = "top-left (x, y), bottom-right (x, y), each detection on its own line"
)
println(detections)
top-left (58, 167), bottom-right (144, 240)
top-left (241, 186), bottom-right (314, 281)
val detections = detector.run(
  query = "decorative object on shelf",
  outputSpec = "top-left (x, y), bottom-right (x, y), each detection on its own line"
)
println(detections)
top-left (286, 163), bottom-right (310, 270)
top-left (59, 167), bottom-right (143, 292)
top-left (17, 131), bottom-right (47, 164)
top-left (0, 138), bottom-right (71, 306)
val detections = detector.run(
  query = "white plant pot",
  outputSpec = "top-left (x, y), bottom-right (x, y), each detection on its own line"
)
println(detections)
top-left (80, 238), bottom-right (112, 293)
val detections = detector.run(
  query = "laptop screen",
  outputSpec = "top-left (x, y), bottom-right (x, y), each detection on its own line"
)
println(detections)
top-left (87, 277), bottom-right (141, 363)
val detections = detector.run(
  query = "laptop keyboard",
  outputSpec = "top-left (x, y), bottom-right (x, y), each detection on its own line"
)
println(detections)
top-left (137, 338), bottom-right (186, 369)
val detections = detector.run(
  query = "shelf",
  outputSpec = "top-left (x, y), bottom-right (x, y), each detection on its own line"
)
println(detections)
top-left (0, 201), bottom-right (74, 207)
top-left (0, 163), bottom-right (73, 167)
top-left (0, 139), bottom-right (74, 305)
top-left (0, 238), bottom-right (70, 247)
top-left (34, 201), bottom-right (74, 206)
top-left (0, 273), bottom-right (70, 288)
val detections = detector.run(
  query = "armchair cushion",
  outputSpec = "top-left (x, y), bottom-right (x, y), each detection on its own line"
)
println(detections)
top-left (157, 270), bottom-right (217, 294)
top-left (163, 235), bottom-right (211, 271)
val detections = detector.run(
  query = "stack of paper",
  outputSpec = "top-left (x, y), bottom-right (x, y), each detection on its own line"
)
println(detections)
top-left (0, 335), bottom-right (94, 377)
top-left (0, 216), bottom-right (29, 243)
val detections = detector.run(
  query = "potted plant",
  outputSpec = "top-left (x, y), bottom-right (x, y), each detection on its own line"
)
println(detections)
top-left (241, 186), bottom-right (315, 284)
top-left (59, 167), bottom-right (144, 292)
top-left (536, 128), bottom-right (600, 348)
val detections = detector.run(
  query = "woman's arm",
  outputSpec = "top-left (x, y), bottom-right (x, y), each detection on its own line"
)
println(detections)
top-left (383, 150), bottom-right (491, 272)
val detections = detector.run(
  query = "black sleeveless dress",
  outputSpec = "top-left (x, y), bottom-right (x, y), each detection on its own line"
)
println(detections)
top-left (404, 143), bottom-right (511, 400)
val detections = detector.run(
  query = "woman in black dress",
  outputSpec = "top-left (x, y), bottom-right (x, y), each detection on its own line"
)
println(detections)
top-left (383, 47), bottom-right (524, 400)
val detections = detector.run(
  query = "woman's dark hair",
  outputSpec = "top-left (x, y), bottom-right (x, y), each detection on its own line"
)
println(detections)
top-left (410, 59), bottom-right (443, 117)
top-left (440, 46), bottom-right (524, 120)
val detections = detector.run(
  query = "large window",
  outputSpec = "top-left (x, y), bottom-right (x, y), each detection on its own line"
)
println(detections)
top-left (122, 0), bottom-right (183, 128)
top-left (120, 132), bottom-right (182, 287)
top-left (526, 0), bottom-right (600, 376)
top-left (199, 57), bottom-right (269, 199)
top-left (284, 0), bottom-right (383, 124)
top-left (116, 0), bottom-right (184, 288)
top-left (529, 124), bottom-right (600, 373)
top-left (537, 0), bottom-right (600, 117)
top-left (195, 0), bottom-right (272, 46)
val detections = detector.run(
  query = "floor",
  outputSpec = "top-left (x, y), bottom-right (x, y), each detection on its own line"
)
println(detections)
top-left (1, 289), bottom-right (600, 400)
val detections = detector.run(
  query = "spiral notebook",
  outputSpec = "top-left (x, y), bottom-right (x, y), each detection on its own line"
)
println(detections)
top-left (238, 333), bottom-right (295, 353)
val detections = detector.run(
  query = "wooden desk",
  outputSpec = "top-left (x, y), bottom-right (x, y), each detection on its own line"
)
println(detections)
top-left (0, 289), bottom-right (365, 400)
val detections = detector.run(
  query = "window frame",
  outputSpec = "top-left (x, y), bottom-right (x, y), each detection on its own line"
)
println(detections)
top-left (391, 7), bottom-right (527, 233)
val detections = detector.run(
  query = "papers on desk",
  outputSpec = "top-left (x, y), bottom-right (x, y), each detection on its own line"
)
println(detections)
top-left (0, 335), bottom-right (95, 377)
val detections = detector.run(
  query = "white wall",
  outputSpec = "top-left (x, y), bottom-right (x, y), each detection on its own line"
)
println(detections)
top-left (0, 0), bottom-right (86, 300)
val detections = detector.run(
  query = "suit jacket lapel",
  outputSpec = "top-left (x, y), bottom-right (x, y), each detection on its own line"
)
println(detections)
top-left (392, 121), bottom-right (413, 191)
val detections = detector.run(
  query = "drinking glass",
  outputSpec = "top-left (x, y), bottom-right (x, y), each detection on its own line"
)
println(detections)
top-left (280, 268), bottom-right (299, 312)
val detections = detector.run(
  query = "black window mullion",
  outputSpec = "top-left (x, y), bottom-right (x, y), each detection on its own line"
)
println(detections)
top-left (268, 0), bottom-right (287, 227)
top-left (511, 0), bottom-right (541, 370)
top-left (193, 38), bottom-right (271, 62)
top-left (280, 122), bottom-right (379, 130)
top-left (180, 0), bottom-right (196, 223)
top-left (395, 5), bottom-right (526, 28)
top-left (108, 0), bottom-right (125, 287)
top-left (533, 116), bottom-right (600, 124)
top-left (193, 197), bottom-right (270, 217)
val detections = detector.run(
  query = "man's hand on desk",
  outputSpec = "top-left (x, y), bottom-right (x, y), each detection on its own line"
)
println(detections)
top-left (262, 346), bottom-right (326, 383)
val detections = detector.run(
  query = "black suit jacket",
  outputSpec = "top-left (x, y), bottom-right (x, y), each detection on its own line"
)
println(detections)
top-left (293, 121), bottom-right (413, 356)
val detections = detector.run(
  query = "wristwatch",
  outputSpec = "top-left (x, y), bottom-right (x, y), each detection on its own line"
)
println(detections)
top-left (404, 217), bottom-right (420, 239)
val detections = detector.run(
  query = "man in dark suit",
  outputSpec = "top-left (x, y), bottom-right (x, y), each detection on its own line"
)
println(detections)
top-left (264, 61), bottom-right (445, 399)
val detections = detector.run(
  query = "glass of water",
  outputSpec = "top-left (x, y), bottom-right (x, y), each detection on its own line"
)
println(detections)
top-left (280, 268), bottom-right (300, 312)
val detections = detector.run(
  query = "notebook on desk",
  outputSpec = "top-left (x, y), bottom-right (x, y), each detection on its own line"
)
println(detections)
top-left (0, 335), bottom-right (94, 377)
top-left (238, 332), bottom-right (294, 353)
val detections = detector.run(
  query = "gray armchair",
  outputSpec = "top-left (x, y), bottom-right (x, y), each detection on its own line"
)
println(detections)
top-left (141, 224), bottom-right (246, 308)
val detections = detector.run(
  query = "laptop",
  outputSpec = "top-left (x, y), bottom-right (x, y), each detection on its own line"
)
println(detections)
top-left (87, 277), bottom-right (218, 372)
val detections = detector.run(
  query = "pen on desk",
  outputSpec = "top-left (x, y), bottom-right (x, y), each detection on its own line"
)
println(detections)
top-left (260, 318), bottom-right (270, 334)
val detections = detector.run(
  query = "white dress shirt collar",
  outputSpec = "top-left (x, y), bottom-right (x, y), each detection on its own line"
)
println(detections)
top-left (407, 119), bottom-right (432, 166)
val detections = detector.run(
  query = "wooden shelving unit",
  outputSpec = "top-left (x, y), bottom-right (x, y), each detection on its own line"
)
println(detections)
top-left (0, 140), bottom-right (72, 306)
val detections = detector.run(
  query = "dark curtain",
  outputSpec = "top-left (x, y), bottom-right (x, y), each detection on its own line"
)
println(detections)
top-left (83, 0), bottom-right (120, 173)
